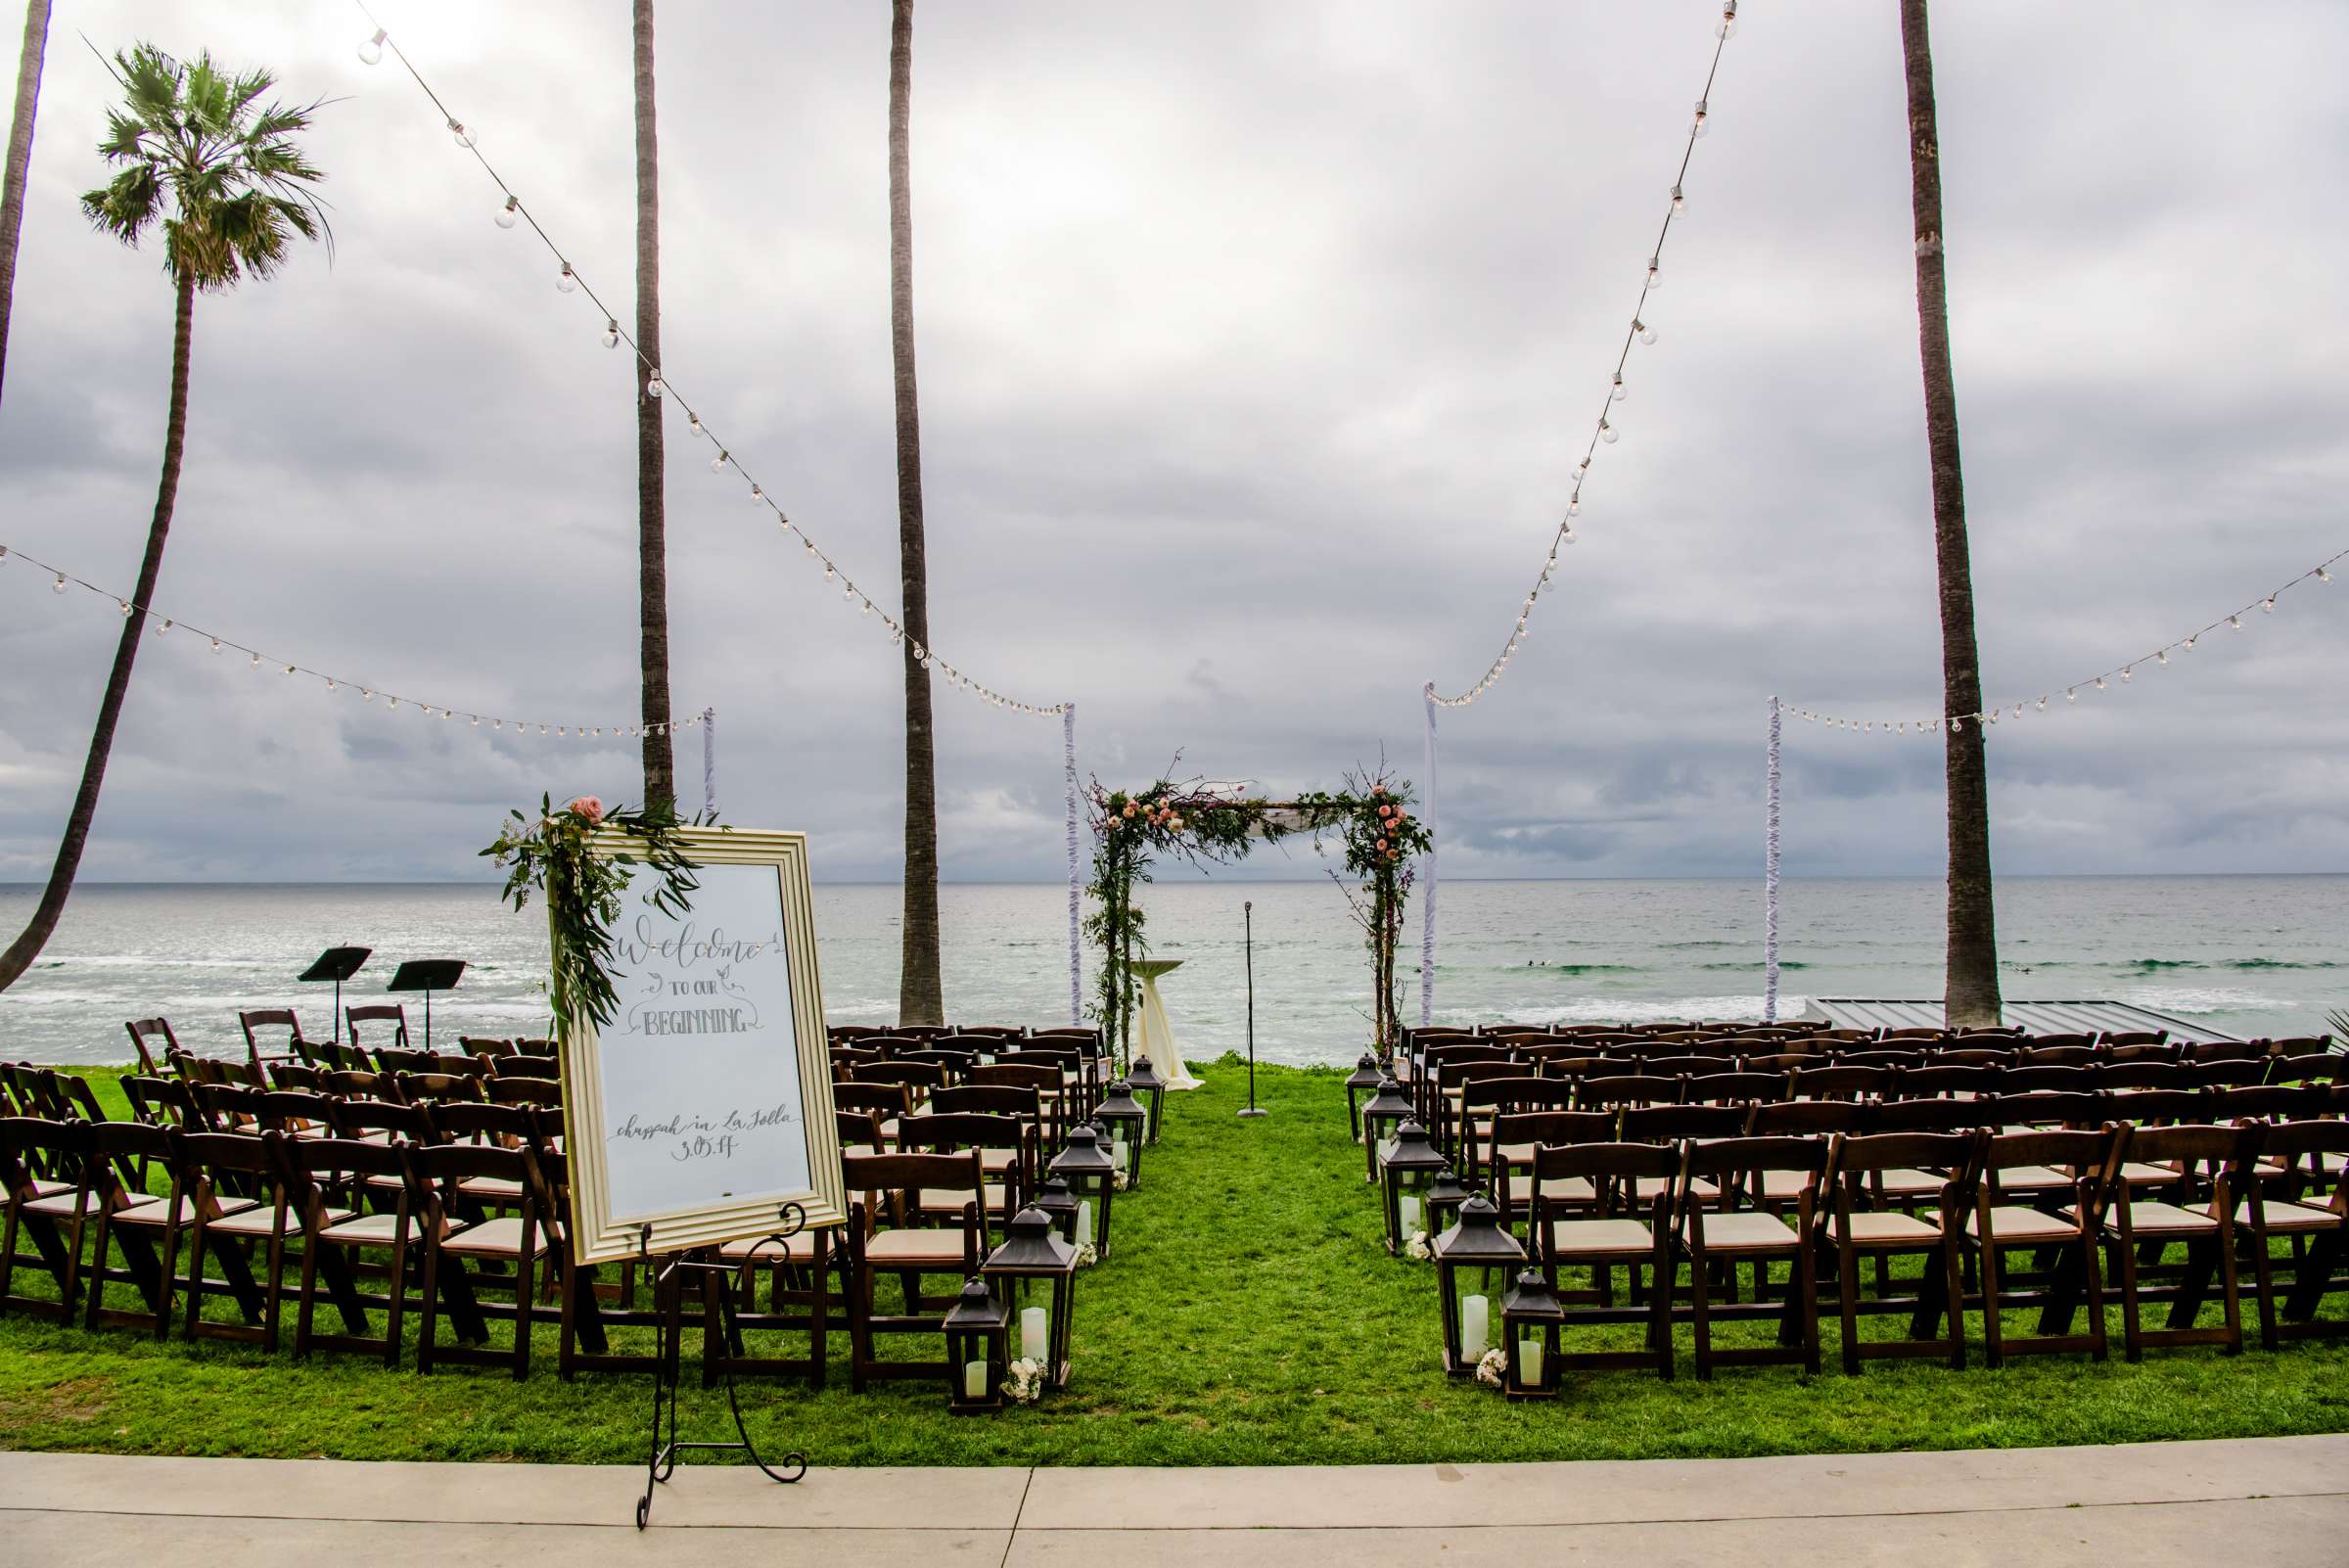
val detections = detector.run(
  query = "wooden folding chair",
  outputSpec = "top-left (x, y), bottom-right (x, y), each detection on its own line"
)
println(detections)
top-left (177, 1130), bottom-right (295, 1348)
top-left (1676, 1134), bottom-right (1828, 1378)
top-left (895, 1110), bottom-right (1036, 1233)
top-left (1828, 1130), bottom-right (1980, 1372)
top-left (123, 1018), bottom-right (179, 1074)
top-left (280, 1134), bottom-right (418, 1366)
top-left (1962, 1126), bottom-right (2115, 1366)
top-left (1529, 1140), bottom-right (1679, 1377)
top-left (2096, 1123), bottom-right (2249, 1361)
top-left (345, 1003), bottom-right (409, 1054)
top-left (410, 1138), bottom-right (549, 1377)
top-left (2236, 1119), bottom-right (2348, 1349)
top-left (0, 1118), bottom-right (92, 1320)
top-left (841, 1150), bottom-right (990, 1391)
top-left (238, 1008), bottom-right (319, 1069)
top-left (79, 1121), bottom-right (195, 1338)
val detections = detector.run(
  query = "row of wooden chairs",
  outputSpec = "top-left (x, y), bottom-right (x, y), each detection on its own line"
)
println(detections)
top-left (1488, 1116), bottom-right (2346, 1381)
top-left (122, 1009), bottom-right (557, 1078)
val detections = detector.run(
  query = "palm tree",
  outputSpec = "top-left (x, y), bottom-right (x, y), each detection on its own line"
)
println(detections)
top-left (889, 0), bottom-right (944, 1026)
top-left (0, 45), bottom-right (327, 992)
top-left (631, 0), bottom-right (675, 811)
top-left (0, 0), bottom-right (55, 402)
top-left (1898, 0), bottom-right (2001, 1029)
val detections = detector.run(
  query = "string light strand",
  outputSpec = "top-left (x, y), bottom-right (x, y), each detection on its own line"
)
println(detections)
top-left (1783, 547), bottom-right (2347, 737)
top-left (1432, 0), bottom-right (1740, 708)
top-left (0, 541), bottom-right (691, 742)
top-left (351, 1), bottom-right (1069, 719)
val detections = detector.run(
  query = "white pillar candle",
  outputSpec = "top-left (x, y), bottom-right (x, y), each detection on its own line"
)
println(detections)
top-left (964, 1360), bottom-right (989, 1400)
top-left (1112, 1134), bottom-right (1129, 1173)
top-left (1399, 1194), bottom-right (1422, 1239)
top-left (1461, 1293), bottom-right (1489, 1360)
top-left (1075, 1199), bottom-right (1094, 1248)
top-left (1518, 1336), bottom-right (1544, 1387)
top-left (1021, 1305), bottom-right (1049, 1363)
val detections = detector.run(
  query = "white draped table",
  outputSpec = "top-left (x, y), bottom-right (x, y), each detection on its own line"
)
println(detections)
top-left (1130, 958), bottom-right (1203, 1089)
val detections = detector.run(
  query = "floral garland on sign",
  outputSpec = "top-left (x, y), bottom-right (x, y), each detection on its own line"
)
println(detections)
top-left (482, 794), bottom-right (706, 1038)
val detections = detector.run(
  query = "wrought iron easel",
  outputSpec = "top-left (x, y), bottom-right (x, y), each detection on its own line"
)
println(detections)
top-left (635, 1204), bottom-right (810, 1528)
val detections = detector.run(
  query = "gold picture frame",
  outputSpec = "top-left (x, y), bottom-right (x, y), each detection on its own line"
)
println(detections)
top-left (556, 826), bottom-right (844, 1264)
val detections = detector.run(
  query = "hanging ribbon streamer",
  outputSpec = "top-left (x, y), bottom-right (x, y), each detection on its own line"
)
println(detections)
top-left (1420, 682), bottom-right (1439, 1029)
top-left (1764, 695), bottom-right (1782, 1023)
top-left (1064, 704), bottom-right (1082, 1027)
top-left (702, 706), bottom-right (716, 817)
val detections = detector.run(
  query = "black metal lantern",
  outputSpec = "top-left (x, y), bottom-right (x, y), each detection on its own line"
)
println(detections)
top-left (1432, 1194), bottom-right (1527, 1377)
top-left (1379, 1119), bottom-right (1450, 1256)
top-left (1126, 1055), bottom-right (1169, 1143)
top-left (1343, 1053), bottom-right (1384, 1142)
top-left (1359, 1075), bottom-right (1415, 1183)
top-left (981, 1206), bottom-right (1080, 1389)
top-left (1093, 1080), bottom-right (1150, 1188)
top-left (1045, 1128), bottom-right (1118, 1260)
top-left (1032, 1173), bottom-right (1081, 1244)
top-left (1425, 1166), bottom-right (1473, 1240)
top-left (1498, 1268), bottom-right (1566, 1401)
top-left (943, 1276), bottom-right (1010, 1414)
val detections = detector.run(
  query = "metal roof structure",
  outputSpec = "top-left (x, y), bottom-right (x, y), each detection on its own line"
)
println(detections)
top-left (1802, 997), bottom-right (2241, 1044)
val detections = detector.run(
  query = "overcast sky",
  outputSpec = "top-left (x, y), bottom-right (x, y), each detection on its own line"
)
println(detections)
top-left (1, 0), bottom-right (2344, 886)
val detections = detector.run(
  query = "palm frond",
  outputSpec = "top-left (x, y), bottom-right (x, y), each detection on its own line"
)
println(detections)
top-left (79, 38), bottom-right (329, 287)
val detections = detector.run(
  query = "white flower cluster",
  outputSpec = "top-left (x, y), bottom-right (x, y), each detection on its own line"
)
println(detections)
top-left (1002, 1357), bottom-right (1045, 1406)
top-left (1073, 1242), bottom-right (1099, 1268)
top-left (1403, 1229), bottom-right (1431, 1262)
top-left (1474, 1347), bottom-right (1508, 1390)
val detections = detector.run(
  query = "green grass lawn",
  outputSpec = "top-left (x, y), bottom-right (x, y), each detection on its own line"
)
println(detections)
top-left (1, 1060), bottom-right (2343, 1465)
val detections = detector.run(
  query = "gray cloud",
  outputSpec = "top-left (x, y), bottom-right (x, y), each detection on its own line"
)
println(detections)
top-left (1, 0), bottom-right (2344, 895)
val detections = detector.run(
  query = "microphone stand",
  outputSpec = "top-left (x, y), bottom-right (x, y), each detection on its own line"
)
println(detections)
top-left (1237, 899), bottom-right (1267, 1118)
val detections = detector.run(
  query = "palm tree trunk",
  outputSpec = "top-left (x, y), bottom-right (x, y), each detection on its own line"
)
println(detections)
top-left (0, 270), bottom-right (194, 991)
top-left (631, 0), bottom-right (675, 812)
top-left (890, 0), bottom-right (944, 1027)
top-left (0, 0), bottom-right (54, 403)
top-left (1899, 0), bottom-right (2001, 1030)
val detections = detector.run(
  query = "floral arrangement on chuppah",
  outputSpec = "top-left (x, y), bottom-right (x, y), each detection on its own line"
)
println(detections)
top-left (1084, 761), bottom-right (1433, 1066)
top-left (482, 794), bottom-right (706, 1038)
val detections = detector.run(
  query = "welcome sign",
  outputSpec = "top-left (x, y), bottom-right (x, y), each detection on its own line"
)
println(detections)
top-left (558, 827), bottom-right (845, 1263)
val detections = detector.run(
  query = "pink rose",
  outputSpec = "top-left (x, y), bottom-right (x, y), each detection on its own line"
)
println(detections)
top-left (1376, 837), bottom-right (1389, 853)
top-left (565, 796), bottom-right (606, 825)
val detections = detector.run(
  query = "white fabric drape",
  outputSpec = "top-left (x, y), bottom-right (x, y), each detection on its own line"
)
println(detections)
top-left (1765, 695), bottom-right (1781, 1023)
top-left (1065, 704), bottom-right (1082, 1026)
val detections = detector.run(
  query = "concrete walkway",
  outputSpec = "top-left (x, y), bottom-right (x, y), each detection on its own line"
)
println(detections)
top-left (5, 1436), bottom-right (2345, 1565)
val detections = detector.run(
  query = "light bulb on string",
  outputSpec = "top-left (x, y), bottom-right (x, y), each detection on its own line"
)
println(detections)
top-left (1610, 372), bottom-right (1627, 401)
top-left (157, 620), bottom-right (171, 634)
top-left (2094, 677), bottom-right (2106, 690)
top-left (1670, 185), bottom-right (1686, 214)
top-left (687, 414), bottom-right (703, 437)
top-left (1634, 317), bottom-right (1656, 346)
top-left (2184, 635), bottom-right (2196, 651)
top-left (117, 599), bottom-right (131, 616)
top-left (495, 195), bottom-right (519, 229)
top-left (646, 376), bottom-right (664, 399)
top-left (2036, 695), bottom-right (2048, 712)
top-left (447, 118), bottom-right (475, 150)
top-left (557, 263), bottom-right (576, 294)
top-left (2320, 566), bottom-right (2334, 583)
top-left (601, 319), bottom-right (619, 348)
top-left (324, 679), bottom-right (335, 692)
top-left (249, 652), bottom-right (260, 668)
top-left (284, 665), bottom-right (297, 676)
top-left (2230, 615), bottom-right (2242, 630)
top-left (2155, 648), bottom-right (2169, 665)
top-left (2120, 666), bottom-right (2132, 681)
top-left (712, 450), bottom-right (728, 473)
top-left (2262, 596), bottom-right (2277, 613)
top-left (1599, 419), bottom-right (1618, 443)
top-left (2065, 688), bottom-right (2076, 702)
top-left (823, 563), bottom-right (835, 579)
top-left (539, 724), bottom-right (549, 736)
top-left (749, 484), bottom-right (761, 502)
top-left (1717, 1), bottom-right (1738, 40)
top-left (1692, 100), bottom-right (1710, 138)
top-left (52, 575), bottom-right (65, 592)
top-left (358, 28), bottom-right (385, 65)
top-left (1645, 256), bottom-right (1663, 289)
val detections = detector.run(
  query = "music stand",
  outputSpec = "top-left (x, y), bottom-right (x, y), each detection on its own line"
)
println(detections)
top-left (298, 946), bottom-right (372, 1043)
top-left (386, 960), bottom-right (467, 1052)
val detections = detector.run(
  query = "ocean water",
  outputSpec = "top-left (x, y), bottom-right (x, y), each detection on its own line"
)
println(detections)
top-left (0, 876), bottom-right (2339, 1069)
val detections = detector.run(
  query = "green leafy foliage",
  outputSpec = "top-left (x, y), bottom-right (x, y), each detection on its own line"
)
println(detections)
top-left (480, 796), bottom-right (704, 1036)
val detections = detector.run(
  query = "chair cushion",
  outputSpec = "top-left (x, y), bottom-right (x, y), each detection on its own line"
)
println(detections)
top-left (1637, 1176), bottom-right (1718, 1201)
top-left (1758, 1169), bottom-right (1815, 1201)
top-left (1537, 1176), bottom-right (1596, 1202)
top-left (458, 1176), bottom-right (526, 1202)
top-left (1873, 1168), bottom-right (1951, 1197)
top-left (440, 1216), bottom-right (539, 1258)
top-left (1688, 1211), bottom-right (1800, 1252)
top-left (863, 1227), bottom-right (975, 1267)
top-left (915, 1187), bottom-right (990, 1214)
top-left (1966, 1205), bottom-right (2075, 1242)
top-left (1546, 1219), bottom-right (1654, 1256)
top-left (2237, 1199), bottom-right (2340, 1233)
top-left (1842, 1210), bottom-right (1941, 1243)
top-left (717, 1231), bottom-right (820, 1263)
top-left (23, 1189), bottom-right (98, 1219)
top-left (209, 1202), bottom-right (316, 1236)
top-left (2104, 1199), bottom-right (2217, 1237)
top-left (1992, 1166), bottom-right (2078, 1192)
top-left (319, 1211), bottom-right (410, 1245)
top-left (116, 1194), bottom-right (253, 1226)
